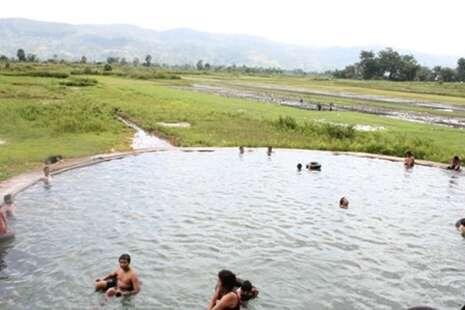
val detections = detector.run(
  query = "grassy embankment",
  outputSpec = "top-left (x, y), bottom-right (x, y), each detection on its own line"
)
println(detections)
top-left (1, 64), bottom-right (465, 181)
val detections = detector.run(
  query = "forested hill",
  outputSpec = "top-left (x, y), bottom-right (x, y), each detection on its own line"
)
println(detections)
top-left (0, 18), bottom-right (458, 71)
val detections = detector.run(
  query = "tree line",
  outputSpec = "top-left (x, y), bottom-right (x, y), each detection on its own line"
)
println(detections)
top-left (333, 47), bottom-right (465, 82)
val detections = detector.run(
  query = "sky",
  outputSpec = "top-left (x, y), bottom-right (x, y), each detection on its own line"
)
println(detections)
top-left (2, 0), bottom-right (465, 56)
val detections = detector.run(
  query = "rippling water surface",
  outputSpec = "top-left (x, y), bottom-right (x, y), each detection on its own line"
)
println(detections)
top-left (1, 149), bottom-right (465, 309)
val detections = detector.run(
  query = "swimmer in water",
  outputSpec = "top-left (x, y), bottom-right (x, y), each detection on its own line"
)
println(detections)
top-left (208, 269), bottom-right (240, 310)
top-left (455, 218), bottom-right (465, 236)
top-left (239, 146), bottom-right (244, 154)
top-left (339, 197), bottom-right (349, 209)
top-left (95, 253), bottom-right (140, 299)
top-left (267, 146), bottom-right (272, 156)
top-left (1, 194), bottom-right (15, 217)
top-left (404, 151), bottom-right (415, 169)
top-left (235, 279), bottom-right (259, 304)
top-left (447, 155), bottom-right (461, 171)
top-left (297, 163), bottom-right (303, 171)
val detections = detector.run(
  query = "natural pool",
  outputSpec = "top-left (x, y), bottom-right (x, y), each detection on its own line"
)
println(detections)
top-left (1, 149), bottom-right (464, 309)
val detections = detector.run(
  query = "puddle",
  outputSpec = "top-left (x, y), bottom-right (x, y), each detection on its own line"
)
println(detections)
top-left (157, 122), bottom-right (191, 128)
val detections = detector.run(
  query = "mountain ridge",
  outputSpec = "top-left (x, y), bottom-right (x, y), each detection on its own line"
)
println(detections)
top-left (0, 18), bottom-right (460, 71)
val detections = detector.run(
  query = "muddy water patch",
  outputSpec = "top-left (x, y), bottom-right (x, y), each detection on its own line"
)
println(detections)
top-left (118, 117), bottom-right (174, 149)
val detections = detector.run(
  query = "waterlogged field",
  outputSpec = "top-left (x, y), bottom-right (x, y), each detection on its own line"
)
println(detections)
top-left (1, 64), bottom-right (465, 181)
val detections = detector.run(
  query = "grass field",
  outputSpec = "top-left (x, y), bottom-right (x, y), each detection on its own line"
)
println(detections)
top-left (1, 64), bottom-right (464, 181)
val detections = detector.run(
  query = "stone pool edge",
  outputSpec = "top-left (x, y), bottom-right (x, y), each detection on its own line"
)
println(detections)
top-left (0, 147), bottom-right (450, 199)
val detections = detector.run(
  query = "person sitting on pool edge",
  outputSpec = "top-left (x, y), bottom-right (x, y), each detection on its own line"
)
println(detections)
top-left (235, 279), bottom-right (259, 304)
top-left (404, 151), bottom-right (415, 169)
top-left (41, 166), bottom-right (52, 186)
top-left (447, 155), bottom-right (461, 171)
top-left (339, 197), bottom-right (349, 209)
top-left (95, 253), bottom-right (140, 298)
top-left (1, 194), bottom-right (15, 217)
top-left (208, 269), bottom-right (240, 310)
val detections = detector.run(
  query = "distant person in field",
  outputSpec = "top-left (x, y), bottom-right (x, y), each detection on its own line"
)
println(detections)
top-left (317, 103), bottom-right (322, 111)
top-left (404, 151), bottom-right (415, 169)
top-left (1, 194), bottom-right (16, 217)
top-left (95, 253), bottom-right (140, 299)
top-left (447, 155), bottom-right (461, 171)
top-left (339, 197), bottom-right (349, 209)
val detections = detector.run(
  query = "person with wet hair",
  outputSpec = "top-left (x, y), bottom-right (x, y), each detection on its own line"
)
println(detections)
top-left (235, 279), bottom-right (259, 304)
top-left (267, 146), bottom-right (272, 156)
top-left (239, 146), bottom-right (244, 154)
top-left (1, 194), bottom-right (15, 217)
top-left (404, 151), bottom-right (415, 169)
top-left (95, 253), bottom-right (140, 299)
top-left (339, 197), bottom-right (349, 209)
top-left (297, 163), bottom-right (303, 171)
top-left (455, 218), bottom-right (465, 236)
top-left (447, 155), bottom-right (461, 171)
top-left (208, 269), bottom-right (240, 310)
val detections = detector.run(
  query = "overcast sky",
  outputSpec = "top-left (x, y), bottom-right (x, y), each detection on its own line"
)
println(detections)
top-left (2, 0), bottom-right (464, 56)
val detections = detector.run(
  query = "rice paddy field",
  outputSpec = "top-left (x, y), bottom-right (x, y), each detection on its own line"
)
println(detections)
top-left (1, 63), bottom-right (465, 181)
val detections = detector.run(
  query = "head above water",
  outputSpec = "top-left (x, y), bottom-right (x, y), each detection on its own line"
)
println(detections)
top-left (405, 151), bottom-right (413, 157)
top-left (339, 197), bottom-right (349, 209)
top-left (239, 146), bottom-right (244, 153)
top-left (218, 269), bottom-right (236, 291)
top-left (119, 253), bottom-right (131, 270)
top-left (297, 163), bottom-right (303, 171)
top-left (3, 194), bottom-right (12, 204)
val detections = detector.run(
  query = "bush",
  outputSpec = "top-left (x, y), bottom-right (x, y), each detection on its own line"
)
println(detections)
top-left (60, 78), bottom-right (98, 87)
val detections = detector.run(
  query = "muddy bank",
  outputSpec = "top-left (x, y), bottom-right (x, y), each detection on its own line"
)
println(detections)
top-left (187, 83), bottom-right (465, 128)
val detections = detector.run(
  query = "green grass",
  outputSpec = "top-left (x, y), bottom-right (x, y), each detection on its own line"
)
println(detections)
top-left (1, 66), bottom-right (465, 182)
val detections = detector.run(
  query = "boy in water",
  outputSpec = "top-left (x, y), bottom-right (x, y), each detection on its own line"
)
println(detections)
top-left (339, 197), bottom-right (349, 209)
top-left (447, 155), bottom-right (461, 171)
top-left (41, 166), bottom-right (52, 186)
top-left (1, 194), bottom-right (15, 217)
top-left (95, 253), bottom-right (140, 299)
top-left (236, 279), bottom-right (259, 304)
top-left (404, 151), bottom-right (415, 169)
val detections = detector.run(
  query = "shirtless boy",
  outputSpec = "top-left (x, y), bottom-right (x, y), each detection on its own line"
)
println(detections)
top-left (95, 253), bottom-right (140, 298)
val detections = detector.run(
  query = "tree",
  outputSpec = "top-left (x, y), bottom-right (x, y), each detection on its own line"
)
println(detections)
top-left (132, 57), bottom-right (140, 66)
top-left (80, 56), bottom-right (87, 64)
top-left (398, 55), bottom-right (420, 81)
top-left (359, 50), bottom-right (380, 79)
top-left (144, 55), bottom-right (152, 67)
top-left (26, 53), bottom-right (38, 62)
top-left (196, 59), bottom-right (204, 70)
top-left (440, 67), bottom-right (456, 82)
top-left (0, 55), bottom-right (8, 62)
top-left (457, 57), bottom-right (465, 82)
top-left (17, 49), bottom-right (26, 62)
top-left (377, 48), bottom-right (402, 80)
top-left (415, 66), bottom-right (433, 81)
top-left (106, 57), bottom-right (119, 64)
top-left (103, 64), bottom-right (112, 71)
top-left (120, 57), bottom-right (128, 65)
top-left (204, 62), bottom-right (211, 70)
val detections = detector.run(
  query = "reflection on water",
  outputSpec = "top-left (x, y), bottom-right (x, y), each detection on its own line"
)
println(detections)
top-left (1, 149), bottom-right (465, 309)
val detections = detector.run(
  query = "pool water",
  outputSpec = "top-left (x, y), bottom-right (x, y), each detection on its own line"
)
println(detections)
top-left (1, 149), bottom-right (464, 309)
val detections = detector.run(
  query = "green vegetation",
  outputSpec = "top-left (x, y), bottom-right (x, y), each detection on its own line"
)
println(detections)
top-left (1, 63), bottom-right (465, 182)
